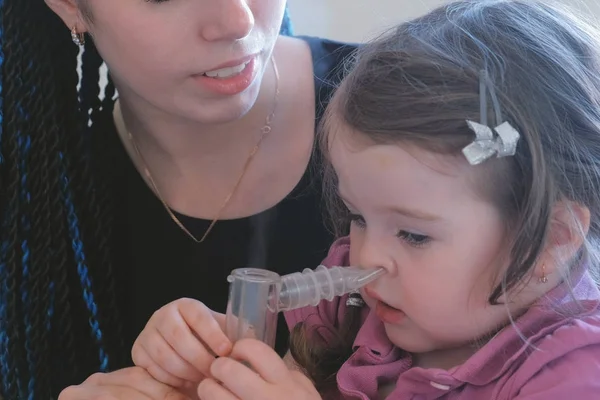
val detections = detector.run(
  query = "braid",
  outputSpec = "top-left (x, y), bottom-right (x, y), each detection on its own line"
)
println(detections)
top-left (0, 0), bottom-right (125, 397)
top-left (65, 38), bottom-right (110, 372)
top-left (19, 128), bottom-right (35, 400)
top-left (78, 39), bottom-right (126, 368)
top-left (0, 0), bottom-right (81, 397)
top-left (57, 21), bottom-right (117, 378)
top-left (60, 39), bottom-right (112, 373)
top-left (95, 75), bottom-right (128, 368)
top-left (59, 152), bottom-right (110, 371)
top-left (0, 114), bottom-right (23, 399)
top-left (17, 2), bottom-right (57, 397)
top-left (49, 26), bottom-right (83, 386)
top-left (24, 3), bottom-right (74, 397)
top-left (2, 0), bottom-right (32, 396)
top-left (49, 8), bottom-right (126, 381)
top-left (51, 28), bottom-right (91, 386)
top-left (0, 122), bottom-right (22, 400)
top-left (0, 0), bottom-right (11, 394)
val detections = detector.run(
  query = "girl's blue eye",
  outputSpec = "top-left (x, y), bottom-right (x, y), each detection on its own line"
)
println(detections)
top-left (397, 231), bottom-right (430, 247)
top-left (347, 212), bottom-right (429, 248)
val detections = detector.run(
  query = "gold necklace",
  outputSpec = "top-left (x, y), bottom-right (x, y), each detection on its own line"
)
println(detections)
top-left (127, 56), bottom-right (280, 243)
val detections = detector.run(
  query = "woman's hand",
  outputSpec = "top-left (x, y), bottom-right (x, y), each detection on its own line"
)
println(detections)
top-left (197, 339), bottom-right (322, 400)
top-left (132, 298), bottom-right (233, 389)
top-left (58, 367), bottom-right (192, 400)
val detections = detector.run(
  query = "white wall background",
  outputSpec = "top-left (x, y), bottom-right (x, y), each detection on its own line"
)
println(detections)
top-left (287, 0), bottom-right (600, 42)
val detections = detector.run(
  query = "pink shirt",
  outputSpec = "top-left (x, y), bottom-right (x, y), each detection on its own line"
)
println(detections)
top-left (284, 237), bottom-right (600, 399)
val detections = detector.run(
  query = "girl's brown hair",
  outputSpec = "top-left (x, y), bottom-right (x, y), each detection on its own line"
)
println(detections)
top-left (291, 0), bottom-right (600, 394)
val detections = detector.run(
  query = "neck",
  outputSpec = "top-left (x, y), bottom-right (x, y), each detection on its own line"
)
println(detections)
top-left (114, 58), bottom-right (278, 177)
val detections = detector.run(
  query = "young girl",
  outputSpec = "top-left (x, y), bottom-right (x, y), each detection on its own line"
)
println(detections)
top-left (129, 1), bottom-right (600, 399)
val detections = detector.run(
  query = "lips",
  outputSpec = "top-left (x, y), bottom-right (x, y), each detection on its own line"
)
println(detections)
top-left (201, 54), bottom-right (258, 75)
top-left (192, 57), bottom-right (258, 96)
top-left (363, 286), bottom-right (386, 303)
top-left (202, 61), bottom-right (250, 79)
top-left (363, 287), bottom-right (406, 324)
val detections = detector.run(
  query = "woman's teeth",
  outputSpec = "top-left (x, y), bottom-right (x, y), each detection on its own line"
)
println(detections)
top-left (203, 62), bottom-right (248, 78)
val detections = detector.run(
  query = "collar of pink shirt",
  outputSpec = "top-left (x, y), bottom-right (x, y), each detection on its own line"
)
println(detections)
top-left (336, 263), bottom-right (600, 399)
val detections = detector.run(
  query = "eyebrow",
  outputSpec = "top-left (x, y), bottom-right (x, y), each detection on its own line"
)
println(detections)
top-left (339, 194), bottom-right (441, 222)
top-left (388, 205), bottom-right (441, 222)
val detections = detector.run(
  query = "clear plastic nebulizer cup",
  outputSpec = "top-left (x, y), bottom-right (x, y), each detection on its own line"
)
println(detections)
top-left (225, 265), bottom-right (385, 348)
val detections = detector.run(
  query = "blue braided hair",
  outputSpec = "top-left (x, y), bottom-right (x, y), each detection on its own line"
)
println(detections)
top-left (0, 0), bottom-right (10, 394)
top-left (0, 3), bottom-right (295, 398)
top-left (59, 152), bottom-right (109, 372)
top-left (0, 0), bottom-right (119, 397)
top-left (18, 110), bottom-right (34, 399)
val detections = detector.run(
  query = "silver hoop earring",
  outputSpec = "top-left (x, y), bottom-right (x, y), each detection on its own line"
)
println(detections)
top-left (71, 26), bottom-right (85, 46)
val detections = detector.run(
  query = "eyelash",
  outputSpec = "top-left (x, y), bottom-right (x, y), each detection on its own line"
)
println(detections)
top-left (145, 0), bottom-right (169, 3)
top-left (347, 213), bottom-right (431, 248)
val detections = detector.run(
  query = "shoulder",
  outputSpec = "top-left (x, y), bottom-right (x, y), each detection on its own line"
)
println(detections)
top-left (277, 35), bottom-right (358, 117)
top-left (276, 35), bottom-right (358, 75)
top-left (297, 35), bottom-right (358, 101)
top-left (283, 237), bottom-right (351, 340)
top-left (508, 311), bottom-right (600, 398)
top-left (297, 36), bottom-right (359, 73)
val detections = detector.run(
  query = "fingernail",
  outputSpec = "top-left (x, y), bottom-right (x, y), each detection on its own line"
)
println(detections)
top-left (216, 342), bottom-right (230, 355)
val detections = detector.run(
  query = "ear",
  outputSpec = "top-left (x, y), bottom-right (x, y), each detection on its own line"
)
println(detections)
top-left (45, 0), bottom-right (87, 32)
top-left (537, 200), bottom-right (590, 278)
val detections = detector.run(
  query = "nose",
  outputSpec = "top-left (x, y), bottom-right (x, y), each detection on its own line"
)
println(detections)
top-left (354, 232), bottom-right (396, 278)
top-left (201, 0), bottom-right (254, 42)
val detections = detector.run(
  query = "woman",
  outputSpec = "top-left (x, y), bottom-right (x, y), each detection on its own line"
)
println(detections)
top-left (0, 0), bottom-right (356, 398)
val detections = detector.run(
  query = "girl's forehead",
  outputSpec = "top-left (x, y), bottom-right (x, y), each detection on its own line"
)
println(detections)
top-left (327, 125), bottom-right (494, 210)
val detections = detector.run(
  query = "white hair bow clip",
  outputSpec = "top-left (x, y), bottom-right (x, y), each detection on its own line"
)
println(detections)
top-left (462, 70), bottom-right (520, 166)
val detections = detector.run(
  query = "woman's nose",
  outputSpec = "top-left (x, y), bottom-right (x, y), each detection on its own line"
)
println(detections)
top-left (200, 0), bottom-right (254, 42)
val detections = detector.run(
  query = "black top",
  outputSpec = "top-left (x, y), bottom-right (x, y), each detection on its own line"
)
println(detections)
top-left (112, 37), bottom-right (357, 356)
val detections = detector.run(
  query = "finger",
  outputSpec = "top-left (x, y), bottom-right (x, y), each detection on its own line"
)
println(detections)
top-left (134, 343), bottom-right (189, 388)
top-left (156, 301), bottom-right (229, 375)
top-left (197, 378), bottom-right (240, 400)
top-left (85, 367), bottom-right (188, 400)
top-left (209, 356), bottom-right (267, 400)
top-left (58, 383), bottom-right (150, 400)
top-left (212, 311), bottom-right (227, 332)
top-left (145, 327), bottom-right (206, 381)
top-left (57, 385), bottom-right (107, 400)
top-left (229, 339), bottom-right (290, 383)
top-left (181, 380), bottom-right (203, 400)
top-left (177, 299), bottom-right (232, 356)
